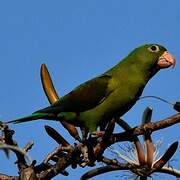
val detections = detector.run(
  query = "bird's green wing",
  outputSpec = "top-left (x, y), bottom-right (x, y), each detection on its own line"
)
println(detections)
top-left (37, 75), bottom-right (112, 113)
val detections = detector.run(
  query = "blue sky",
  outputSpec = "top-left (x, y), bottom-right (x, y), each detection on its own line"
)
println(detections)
top-left (0, 1), bottom-right (179, 179)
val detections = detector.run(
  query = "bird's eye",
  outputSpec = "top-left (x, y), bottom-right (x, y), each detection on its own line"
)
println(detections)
top-left (148, 45), bottom-right (160, 52)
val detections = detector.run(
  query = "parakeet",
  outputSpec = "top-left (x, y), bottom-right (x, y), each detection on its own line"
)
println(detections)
top-left (7, 44), bottom-right (176, 135)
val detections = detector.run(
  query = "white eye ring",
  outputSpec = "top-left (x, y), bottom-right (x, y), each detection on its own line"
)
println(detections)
top-left (148, 45), bottom-right (160, 52)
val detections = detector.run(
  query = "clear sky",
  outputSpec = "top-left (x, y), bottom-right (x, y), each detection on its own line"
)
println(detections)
top-left (0, 1), bottom-right (179, 179)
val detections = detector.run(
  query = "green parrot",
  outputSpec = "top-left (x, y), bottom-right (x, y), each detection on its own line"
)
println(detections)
top-left (7, 44), bottom-right (175, 135)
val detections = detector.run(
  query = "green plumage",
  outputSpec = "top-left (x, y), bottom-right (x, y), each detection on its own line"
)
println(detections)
top-left (8, 44), bottom-right (169, 133)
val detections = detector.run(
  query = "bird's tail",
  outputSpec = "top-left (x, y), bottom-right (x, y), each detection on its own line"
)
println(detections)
top-left (7, 112), bottom-right (55, 124)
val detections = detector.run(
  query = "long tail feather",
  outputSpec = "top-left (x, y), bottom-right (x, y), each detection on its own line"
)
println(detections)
top-left (7, 113), bottom-right (55, 124)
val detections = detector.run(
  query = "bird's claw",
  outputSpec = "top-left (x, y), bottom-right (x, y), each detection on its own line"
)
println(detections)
top-left (91, 131), bottom-right (105, 138)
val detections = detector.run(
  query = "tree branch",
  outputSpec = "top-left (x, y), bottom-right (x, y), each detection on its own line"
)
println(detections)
top-left (112, 113), bottom-right (180, 143)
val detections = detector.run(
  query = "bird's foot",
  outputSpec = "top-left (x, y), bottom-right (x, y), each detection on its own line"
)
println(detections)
top-left (91, 131), bottom-right (105, 138)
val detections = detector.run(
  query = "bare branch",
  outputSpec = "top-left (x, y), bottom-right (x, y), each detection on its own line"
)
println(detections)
top-left (157, 167), bottom-right (180, 178)
top-left (81, 165), bottom-right (130, 180)
top-left (1, 112), bottom-right (179, 179)
top-left (113, 113), bottom-right (180, 143)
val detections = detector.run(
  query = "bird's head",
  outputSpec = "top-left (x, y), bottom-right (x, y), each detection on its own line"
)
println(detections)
top-left (128, 44), bottom-right (176, 72)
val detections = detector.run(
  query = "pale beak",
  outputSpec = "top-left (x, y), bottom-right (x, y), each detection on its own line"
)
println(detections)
top-left (157, 51), bottom-right (176, 69)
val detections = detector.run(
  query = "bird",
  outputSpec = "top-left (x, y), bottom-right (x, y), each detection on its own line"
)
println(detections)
top-left (7, 44), bottom-right (176, 137)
